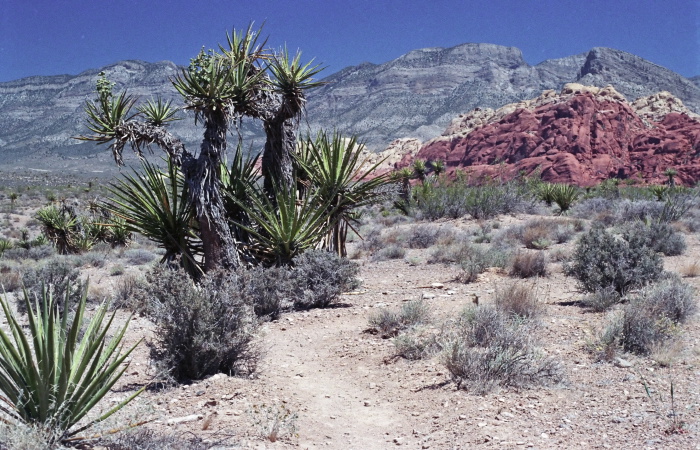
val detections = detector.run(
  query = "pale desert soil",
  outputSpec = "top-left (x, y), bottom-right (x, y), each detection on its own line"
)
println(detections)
top-left (83, 214), bottom-right (700, 450)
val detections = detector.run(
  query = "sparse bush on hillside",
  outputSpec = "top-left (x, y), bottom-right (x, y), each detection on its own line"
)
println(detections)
top-left (145, 266), bottom-right (259, 382)
top-left (565, 225), bottom-right (663, 295)
top-left (443, 305), bottom-right (563, 394)
top-left (509, 250), bottom-right (548, 279)
top-left (291, 249), bottom-right (360, 310)
top-left (371, 244), bottom-right (406, 261)
top-left (238, 265), bottom-right (294, 320)
top-left (407, 223), bottom-right (444, 248)
top-left (622, 220), bottom-right (686, 256)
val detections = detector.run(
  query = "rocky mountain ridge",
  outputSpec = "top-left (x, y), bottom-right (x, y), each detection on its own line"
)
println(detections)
top-left (0, 45), bottom-right (699, 173)
top-left (386, 84), bottom-right (700, 185)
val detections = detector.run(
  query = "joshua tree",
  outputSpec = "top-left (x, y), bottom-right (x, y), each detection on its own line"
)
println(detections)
top-left (79, 25), bottom-right (323, 272)
top-left (430, 159), bottom-right (445, 176)
top-left (413, 159), bottom-right (427, 183)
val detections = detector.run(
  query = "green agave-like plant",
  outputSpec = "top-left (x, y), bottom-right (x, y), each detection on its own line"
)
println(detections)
top-left (137, 97), bottom-right (180, 126)
top-left (536, 182), bottom-right (557, 206)
top-left (0, 284), bottom-right (143, 443)
top-left (105, 158), bottom-right (203, 277)
top-left (551, 183), bottom-right (580, 214)
top-left (36, 205), bottom-right (79, 254)
top-left (268, 46), bottom-right (325, 114)
top-left (297, 132), bottom-right (392, 257)
top-left (229, 183), bottom-right (335, 265)
top-left (220, 145), bottom-right (262, 247)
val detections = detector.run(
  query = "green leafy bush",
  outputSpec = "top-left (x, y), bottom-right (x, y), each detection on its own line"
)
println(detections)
top-left (565, 225), bottom-right (662, 295)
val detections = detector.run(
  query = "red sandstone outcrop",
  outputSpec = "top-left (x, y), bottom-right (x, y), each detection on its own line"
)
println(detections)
top-left (395, 85), bottom-right (700, 186)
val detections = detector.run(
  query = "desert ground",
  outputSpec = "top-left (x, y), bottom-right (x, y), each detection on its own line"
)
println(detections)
top-left (0, 175), bottom-right (699, 450)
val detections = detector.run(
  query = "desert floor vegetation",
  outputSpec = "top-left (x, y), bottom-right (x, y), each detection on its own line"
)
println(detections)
top-left (2, 167), bottom-right (700, 446)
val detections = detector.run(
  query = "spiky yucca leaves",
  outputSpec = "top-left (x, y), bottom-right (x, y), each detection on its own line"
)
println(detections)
top-left (229, 183), bottom-right (335, 266)
top-left (105, 158), bottom-right (203, 278)
top-left (220, 146), bottom-right (261, 248)
top-left (0, 284), bottom-right (143, 444)
top-left (297, 132), bottom-right (393, 257)
top-left (268, 46), bottom-right (325, 115)
top-left (430, 159), bottom-right (446, 176)
top-left (551, 184), bottom-right (580, 214)
top-left (137, 98), bottom-right (180, 126)
top-left (413, 159), bottom-right (427, 182)
top-left (36, 205), bottom-right (79, 255)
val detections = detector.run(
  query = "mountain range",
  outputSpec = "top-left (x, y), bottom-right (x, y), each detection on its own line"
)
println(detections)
top-left (0, 44), bottom-right (699, 173)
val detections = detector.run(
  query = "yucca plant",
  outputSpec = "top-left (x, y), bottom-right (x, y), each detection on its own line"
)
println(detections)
top-left (430, 159), bottom-right (446, 176)
top-left (220, 145), bottom-right (261, 247)
top-left (413, 159), bottom-right (427, 183)
top-left (551, 183), bottom-right (580, 214)
top-left (105, 157), bottom-right (203, 278)
top-left (36, 205), bottom-right (79, 254)
top-left (536, 182), bottom-right (557, 206)
top-left (0, 284), bottom-right (143, 444)
top-left (0, 238), bottom-right (13, 257)
top-left (296, 132), bottom-right (392, 257)
top-left (649, 185), bottom-right (669, 201)
top-left (230, 184), bottom-right (335, 265)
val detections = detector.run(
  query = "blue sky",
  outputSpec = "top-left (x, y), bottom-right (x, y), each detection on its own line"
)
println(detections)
top-left (1, 0), bottom-right (698, 82)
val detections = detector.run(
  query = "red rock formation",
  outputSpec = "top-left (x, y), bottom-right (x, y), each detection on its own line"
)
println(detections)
top-left (396, 86), bottom-right (700, 186)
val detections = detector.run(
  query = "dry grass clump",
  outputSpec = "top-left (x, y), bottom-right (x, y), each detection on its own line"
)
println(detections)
top-left (443, 305), bottom-right (563, 394)
top-left (493, 282), bottom-right (541, 319)
top-left (580, 286), bottom-right (622, 312)
top-left (368, 299), bottom-right (431, 338)
top-left (371, 244), bottom-right (406, 261)
top-left (407, 223), bottom-right (454, 249)
top-left (97, 428), bottom-right (215, 449)
top-left (680, 261), bottom-right (700, 278)
top-left (509, 250), bottom-right (547, 278)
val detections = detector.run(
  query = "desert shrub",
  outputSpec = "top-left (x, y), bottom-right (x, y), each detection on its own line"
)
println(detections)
top-left (112, 273), bottom-right (146, 311)
top-left (124, 248), bottom-right (156, 265)
top-left (358, 225), bottom-right (383, 251)
top-left (371, 244), bottom-right (406, 261)
top-left (680, 261), bottom-right (700, 278)
top-left (145, 267), bottom-right (259, 382)
top-left (443, 305), bottom-right (563, 394)
top-left (581, 286), bottom-right (622, 312)
top-left (621, 221), bottom-right (686, 256)
top-left (110, 263), bottom-right (125, 276)
top-left (550, 183), bottom-right (581, 213)
top-left (601, 277), bottom-right (697, 356)
top-left (456, 244), bottom-right (511, 284)
top-left (407, 223), bottom-right (442, 248)
top-left (2, 243), bottom-right (56, 261)
top-left (410, 177), bottom-right (533, 221)
top-left (368, 299), bottom-right (431, 338)
top-left (20, 256), bottom-right (85, 314)
top-left (494, 282), bottom-right (541, 319)
top-left (78, 250), bottom-right (107, 268)
top-left (238, 265), bottom-right (295, 319)
top-left (393, 330), bottom-right (438, 361)
top-left (565, 225), bottom-right (663, 295)
top-left (510, 250), bottom-right (547, 278)
top-left (0, 264), bottom-right (21, 292)
top-left (291, 250), bottom-right (360, 310)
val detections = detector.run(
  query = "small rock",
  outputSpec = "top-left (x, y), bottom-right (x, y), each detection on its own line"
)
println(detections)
top-left (446, 290), bottom-right (456, 295)
top-left (422, 293), bottom-right (436, 300)
top-left (431, 283), bottom-right (444, 289)
top-left (364, 401), bottom-right (371, 407)
top-left (167, 414), bottom-right (203, 425)
top-left (614, 357), bottom-right (633, 368)
top-left (195, 390), bottom-right (205, 396)
top-left (478, 422), bottom-right (487, 427)
top-left (458, 415), bottom-right (467, 420)
top-left (369, 382), bottom-right (377, 389)
top-left (540, 433), bottom-right (548, 439)
top-left (393, 437), bottom-right (404, 445)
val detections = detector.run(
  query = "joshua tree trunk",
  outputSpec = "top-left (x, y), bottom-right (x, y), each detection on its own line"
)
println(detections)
top-left (186, 110), bottom-right (240, 271)
top-left (262, 116), bottom-right (297, 196)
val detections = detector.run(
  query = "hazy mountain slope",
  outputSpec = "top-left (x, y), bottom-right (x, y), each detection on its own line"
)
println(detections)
top-left (1, 45), bottom-right (699, 172)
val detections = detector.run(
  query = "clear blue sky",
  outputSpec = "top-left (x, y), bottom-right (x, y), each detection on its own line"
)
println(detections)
top-left (1, 0), bottom-right (698, 82)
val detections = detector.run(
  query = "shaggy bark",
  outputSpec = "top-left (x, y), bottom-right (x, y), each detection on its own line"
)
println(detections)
top-left (262, 117), bottom-right (297, 195)
top-left (114, 118), bottom-right (240, 271)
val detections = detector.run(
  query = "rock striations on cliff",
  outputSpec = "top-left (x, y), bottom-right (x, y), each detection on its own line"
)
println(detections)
top-left (396, 84), bottom-right (700, 186)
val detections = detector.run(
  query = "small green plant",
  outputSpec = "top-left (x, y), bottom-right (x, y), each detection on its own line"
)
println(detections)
top-left (0, 284), bottom-right (142, 445)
